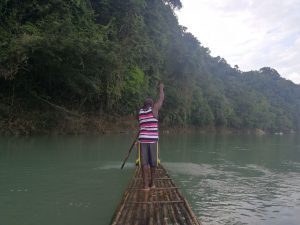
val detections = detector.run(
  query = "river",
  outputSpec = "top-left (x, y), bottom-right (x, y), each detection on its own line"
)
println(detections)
top-left (1, 134), bottom-right (300, 225)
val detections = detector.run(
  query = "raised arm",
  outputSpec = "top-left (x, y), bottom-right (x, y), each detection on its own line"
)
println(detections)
top-left (152, 83), bottom-right (164, 118)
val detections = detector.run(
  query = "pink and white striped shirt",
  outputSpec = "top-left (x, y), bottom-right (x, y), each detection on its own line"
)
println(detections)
top-left (138, 107), bottom-right (159, 143)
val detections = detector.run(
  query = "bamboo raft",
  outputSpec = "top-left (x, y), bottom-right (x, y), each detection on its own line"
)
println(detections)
top-left (110, 164), bottom-right (201, 225)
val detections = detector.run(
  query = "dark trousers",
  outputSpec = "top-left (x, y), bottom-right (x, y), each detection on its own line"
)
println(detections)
top-left (139, 142), bottom-right (158, 167)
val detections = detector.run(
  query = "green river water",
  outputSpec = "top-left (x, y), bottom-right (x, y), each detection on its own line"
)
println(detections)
top-left (1, 134), bottom-right (300, 225)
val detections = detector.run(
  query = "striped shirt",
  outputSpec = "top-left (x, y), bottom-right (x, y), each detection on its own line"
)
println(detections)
top-left (138, 107), bottom-right (159, 143)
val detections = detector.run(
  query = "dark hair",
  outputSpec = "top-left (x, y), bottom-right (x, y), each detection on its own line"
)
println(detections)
top-left (143, 97), bottom-right (153, 109)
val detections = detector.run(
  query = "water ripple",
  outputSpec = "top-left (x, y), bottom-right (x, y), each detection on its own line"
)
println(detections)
top-left (165, 162), bottom-right (300, 225)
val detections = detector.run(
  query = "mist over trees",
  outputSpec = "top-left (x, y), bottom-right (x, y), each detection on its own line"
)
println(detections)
top-left (1, 0), bottom-right (300, 134)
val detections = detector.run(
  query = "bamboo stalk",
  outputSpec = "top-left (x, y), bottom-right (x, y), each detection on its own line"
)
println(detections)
top-left (133, 186), bottom-right (142, 225)
top-left (128, 187), bottom-right (179, 190)
top-left (110, 191), bottom-right (129, 225)
top-left (164, 184), bottom-right (180, 224)
top-left (153, 188), bottom-right (162, 225)
top-left (134, 177), bottom-right (172, 180)
top-left (128, 200), bottom-right (184, 204)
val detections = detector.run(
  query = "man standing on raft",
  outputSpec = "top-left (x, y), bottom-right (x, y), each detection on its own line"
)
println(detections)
top-left (138, 83), bottom-right (164, 191)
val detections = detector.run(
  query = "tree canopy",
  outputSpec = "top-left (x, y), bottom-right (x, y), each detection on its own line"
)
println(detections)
top-left (1, 0), bottom-right (300, 134)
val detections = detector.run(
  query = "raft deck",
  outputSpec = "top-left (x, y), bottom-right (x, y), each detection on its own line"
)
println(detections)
top-left (110, 164), bottom-right (201, 225)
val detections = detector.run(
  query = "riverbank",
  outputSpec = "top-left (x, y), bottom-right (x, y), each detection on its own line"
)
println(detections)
top-left (0, 112), bottom-right (294, 136)
top-left (0, 113), bottom-right (135, 136)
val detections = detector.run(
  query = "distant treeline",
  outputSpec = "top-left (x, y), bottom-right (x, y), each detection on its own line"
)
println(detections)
top-left (1, 0), bottom-right (300, 134)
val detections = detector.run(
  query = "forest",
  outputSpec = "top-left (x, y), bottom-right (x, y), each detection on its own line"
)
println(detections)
top-left (1, 0), bottom-right (300, 135)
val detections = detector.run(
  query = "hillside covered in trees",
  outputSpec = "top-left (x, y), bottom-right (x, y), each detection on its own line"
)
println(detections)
top-left (1, 0), bottom-right (300, 135)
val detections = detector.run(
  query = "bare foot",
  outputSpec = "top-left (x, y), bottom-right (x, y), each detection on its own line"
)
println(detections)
top-left (142, 186), bottom-right (150, 191)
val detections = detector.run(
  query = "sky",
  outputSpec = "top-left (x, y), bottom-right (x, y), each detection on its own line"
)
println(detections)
top-left (176, 0), bottom-right (300, 84)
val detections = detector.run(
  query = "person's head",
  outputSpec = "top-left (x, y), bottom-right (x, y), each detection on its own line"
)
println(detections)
top-left (143, 97), bottom-right (153, 109)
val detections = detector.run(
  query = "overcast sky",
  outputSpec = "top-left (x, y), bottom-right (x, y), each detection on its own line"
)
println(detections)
top-left (176, 0), bottom-right (300, 84)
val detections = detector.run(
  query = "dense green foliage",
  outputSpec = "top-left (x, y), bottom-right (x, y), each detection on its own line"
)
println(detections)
top-left (1, 0), bottom-right (300, 133)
